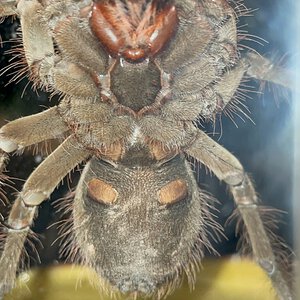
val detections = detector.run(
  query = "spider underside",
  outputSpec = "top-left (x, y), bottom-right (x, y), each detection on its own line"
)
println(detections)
top-left (0, 0), bottom-right (294, 299)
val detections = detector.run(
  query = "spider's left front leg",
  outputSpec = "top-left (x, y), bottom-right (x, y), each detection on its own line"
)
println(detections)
top-left (185, 128), bottom-right (292, 300)
top-left (0, 135), bottom-right (89, 297)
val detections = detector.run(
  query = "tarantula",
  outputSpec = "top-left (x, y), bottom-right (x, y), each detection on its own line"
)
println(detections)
top-left (0, 0), bottom-right (294, 299)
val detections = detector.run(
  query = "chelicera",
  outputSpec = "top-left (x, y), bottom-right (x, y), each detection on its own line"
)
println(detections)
top-left (91, 0), bottom-right (178, 62)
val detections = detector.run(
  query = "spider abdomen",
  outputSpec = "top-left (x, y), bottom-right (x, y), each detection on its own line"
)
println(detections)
top-left (73, 149), bottom-right (211, 297)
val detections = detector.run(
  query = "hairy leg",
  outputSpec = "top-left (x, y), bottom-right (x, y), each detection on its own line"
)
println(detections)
top-left (0, 106), bottom-right (69, 206)
top-left (0, 150), bottom-right (8, 203)
top-left (0, 135), bottom-right (89, 297)
top-left (0, 107), bottom-right (68, 153)
top-left (245, 52), bottom-right (293, 89)
top-left (0, 0), bottom-right (17, 17)
top-left (202, 51), bottom-right (293, 117)
top-left (15, 0), bottom-right (55, 86)
top-left (185, 128), bottom-right (292, 300)
top-left (10, 0), bottom-right (103, 94)
top-left (20, 135), bottom-right (89, 206)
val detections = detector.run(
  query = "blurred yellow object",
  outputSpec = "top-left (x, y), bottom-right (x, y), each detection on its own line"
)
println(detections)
top-left (5, 257), bottom-right (278, 300)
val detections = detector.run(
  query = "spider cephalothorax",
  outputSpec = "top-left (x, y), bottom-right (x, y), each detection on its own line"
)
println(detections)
top-left (0, 0), bottom-right (293, 299)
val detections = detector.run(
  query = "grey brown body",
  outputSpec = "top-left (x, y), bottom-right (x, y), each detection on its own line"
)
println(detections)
top-left (0, 0), bottom-right (294, 299)
top-left (74, 149), bottom-right (208, 294)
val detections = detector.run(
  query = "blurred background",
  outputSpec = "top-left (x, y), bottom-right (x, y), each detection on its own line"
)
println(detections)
top-left (0, 0), bottom-right (295, 298)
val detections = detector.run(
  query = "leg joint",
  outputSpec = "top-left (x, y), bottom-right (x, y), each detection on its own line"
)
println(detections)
top-left (230, 175), bottom-right (258, 206)
top-left (258, 258), bottom-right (276, 276)
top-left (6, 197), bottom-right (36, 230)
top-left (223, 168), bottom-right (245, 186)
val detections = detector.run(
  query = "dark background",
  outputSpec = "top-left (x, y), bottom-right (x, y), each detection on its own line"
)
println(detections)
top-left (0, 0), bottom-right (295, 268)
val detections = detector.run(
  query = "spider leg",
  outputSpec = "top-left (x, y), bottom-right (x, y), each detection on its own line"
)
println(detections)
top-left (8, 0), bottom-right (103, 98)
top-left (53, 17), bottom-right (108, 75)
top-left (185, 128), bottom-right (292, 300)
top-left (15, 0), bottom-right (56, 86)
top-left (2, 0), bottom-right (102, 104)
top-left (209, 53), bottom-right (293, 118)
top-left (0, 150), bottom-right (7, 170)
top-left (0, 106), bottom-right (69, 205)
top-left (0, 150), bottom-right (8, 204)
top-left (0, 107), bottom-right (69, 153)
top-left (0, 0), bottom-right (17, 17)
top-left (0, 199), bottom-right (33, 297)
top-left (245, 52), bottom-right (293, 89)
top-left (0, 135), bottom-right (89, 297)
top-left (20, 135), bottom-right (89, 206)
